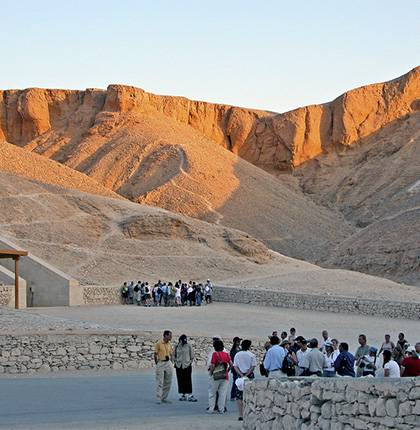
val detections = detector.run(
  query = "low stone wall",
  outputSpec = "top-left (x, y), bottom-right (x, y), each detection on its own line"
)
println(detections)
top-left (0, 286), bottom-right (13, 307)
top-left (0, 332), bottom-right (265, 374)
top-left (82, 286), bottom-right (123, 305)
top-left (215, 286), bottom-right (420, 320)
top-left (244, 377), bottom-right (420, 429)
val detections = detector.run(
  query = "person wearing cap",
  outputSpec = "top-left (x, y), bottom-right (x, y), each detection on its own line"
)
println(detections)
top-left (359, 347), bottom-right (378, 377)
top-left (229, 337), bottom-right (242, 401)
top-left (400, 346), bottom-right (420, 377)
top-left (154, 330), bottom-right (173, 404)
top-left (233, 340), bottom-right (256, 422)
top-left (174, 334), bottom-right (197, 402)
top-left (355, 334), bottom-right (370, 377)
top-left (263, 336), bottom-right (286, 378)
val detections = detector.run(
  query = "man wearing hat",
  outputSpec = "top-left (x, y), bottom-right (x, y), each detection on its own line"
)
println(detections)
top-left (229, 337), bottom-right (242, 401)
top-left (401, 346), bottom-right (420, 377)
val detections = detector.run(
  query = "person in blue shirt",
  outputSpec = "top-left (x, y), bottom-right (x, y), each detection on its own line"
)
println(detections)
top-left (263, 336), bottom-right (286, 377)
top-left (334, 342), bottom-right (356, 377)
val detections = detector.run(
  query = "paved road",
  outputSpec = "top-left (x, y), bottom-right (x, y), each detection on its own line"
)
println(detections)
top-left (0, 369), bottom-right (241, 430)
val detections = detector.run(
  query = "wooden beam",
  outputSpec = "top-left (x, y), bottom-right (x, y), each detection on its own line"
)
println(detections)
top-left (14, 256), bottom-right (20, 309)
top-left (0, 249), bottom-right (28, 259)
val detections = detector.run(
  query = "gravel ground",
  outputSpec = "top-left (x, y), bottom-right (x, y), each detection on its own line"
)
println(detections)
top-left (4, 303), bottom-right (419, 350)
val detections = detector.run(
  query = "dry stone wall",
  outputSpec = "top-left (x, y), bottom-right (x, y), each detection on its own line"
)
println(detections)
top-left (0, 286), bottom-right (13, 307)
top-left (244, 377), bottom-right (420, 430)
top-left (0, 332), bottom-right (265, 375)
top-left (214, 286), bottom-right (420, 320)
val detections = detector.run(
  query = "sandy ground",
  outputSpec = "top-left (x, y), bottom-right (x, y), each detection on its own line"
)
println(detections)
top-left (23, 303), bottom-right (420, 351)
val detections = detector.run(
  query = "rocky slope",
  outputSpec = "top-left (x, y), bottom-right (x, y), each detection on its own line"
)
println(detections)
top-left (2, 170), bottom-right (419, 301)
top-left (297, 112), bottom-right (420, 284)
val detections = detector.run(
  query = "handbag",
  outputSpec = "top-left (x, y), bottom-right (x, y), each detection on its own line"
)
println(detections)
top-left (213, 352), bottom-right (227, 380)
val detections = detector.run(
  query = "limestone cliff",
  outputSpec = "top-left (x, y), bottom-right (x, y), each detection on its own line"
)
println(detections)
top-left (1, 66), bottom-right (418, 171)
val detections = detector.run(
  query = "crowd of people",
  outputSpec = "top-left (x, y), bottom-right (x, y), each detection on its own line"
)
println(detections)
top-left (152, 329), bottom-right (420, 422)
top-left (121, 279), bottom-right (214, 307)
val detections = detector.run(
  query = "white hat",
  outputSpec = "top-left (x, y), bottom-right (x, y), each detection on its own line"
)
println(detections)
top-left (235, 377), bottom-right (248, 391)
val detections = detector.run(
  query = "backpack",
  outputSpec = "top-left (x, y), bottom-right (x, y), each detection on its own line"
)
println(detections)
top-left (281, 353), bottom-right (295, 376)
top-left (213, 352), bottom-right (227, 380)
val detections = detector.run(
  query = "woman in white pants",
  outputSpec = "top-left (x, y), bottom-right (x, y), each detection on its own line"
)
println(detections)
top-left (208, 340), bottom-right (232, 414)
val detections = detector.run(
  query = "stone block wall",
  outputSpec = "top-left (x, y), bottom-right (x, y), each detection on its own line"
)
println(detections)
top-left (244, 377), bottom-right (420, 429)
top-left (215, 286), bottom-right (420, 320)
top-left (0, 286), bottom-right (13, 307)
top-left (0, 332), bottom-right (265, 374)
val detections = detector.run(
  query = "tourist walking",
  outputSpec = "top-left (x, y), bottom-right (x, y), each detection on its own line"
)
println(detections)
top-left (208, 339), bottom-right (232, 414)
top-left (334, 342), bottom-right (355, 377)
top-left (174, 335), bottom-right (197, 401)
top-left (154, 330), bottom-right (173, 403)
top-left (263, 336), bottom-right (286, 378)
top-left (233, 340), bottom-right (256, 422)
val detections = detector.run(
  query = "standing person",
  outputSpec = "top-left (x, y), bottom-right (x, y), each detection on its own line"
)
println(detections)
top-left (306, 339), bottom-right (327, 376)
top-left (233, 340), bottom-right (256, 422)
top-left (229, 337), bottom-right (242, 401)
top-left (175, 285), bottom-right (181, 306)
top-left (208, 340), bottom-right (232, 414)
top-left (320, 330), bottom-right (331, 352)
top-left (400, 346), bottom-right (420, 377)
top-left (288, 328), bottom-right (296, 343)
top-left (355, 334), bottom-right (370, 377)
top-left (121, 282), bottom-right (129, 304)
top-left (334, 343), bottom-right (355, 377)
top-left (280, 331), bottom-right (288, 342)
top-left (323, 342), bottom-right (337, 377)
top-left (128, 281), bottom-right (134, 304)
top-left (204, 280), bottom-right (213, 304)
top-left (383, 350), bottom-right (400, 378)
top-left (174, 335), bottom-right (197, 401)
top-left (263, 336), bottom-right (286, 378)
top-left (415, 342), bottom-right (420, 355)
top-left (154, 330), bottom-right (173, 404)
top-left (378, 334), bottom-right (395, 355)
top-left (296, 338), bottom-right (310, 376)
top-left (359, 347), bottom-right (378, 377)
top-left (393, 333), bottom-right (409, 364)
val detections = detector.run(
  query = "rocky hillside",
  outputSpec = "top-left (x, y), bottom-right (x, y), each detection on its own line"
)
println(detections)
top-left (0, 67), bottom-right (419, 284)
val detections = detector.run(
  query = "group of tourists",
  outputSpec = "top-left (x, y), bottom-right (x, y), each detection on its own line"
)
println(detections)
top-left (121, 279), bottom-right (213, 307)
top-left (260, 329), bottom-right (420, 379)
top-left (153, 329), bottom-right (420, 422)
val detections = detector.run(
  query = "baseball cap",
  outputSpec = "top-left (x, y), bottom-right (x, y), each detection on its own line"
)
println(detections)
top-left (368, 346), bottom-right (378, 354)
top-left (281, 339), bottom-right (290, 346)
top-left (233, 336), bottom-right (242, 342)
top-left (406, 346), bottom-right (416, 353)
top-left (212, 335), bottom-right (221, 340)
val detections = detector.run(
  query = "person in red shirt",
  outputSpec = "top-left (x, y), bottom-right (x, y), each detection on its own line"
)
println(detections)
top-left (208, 340), bottom-right (232, 414)
top-left (401, 346), bottom-right (420, 377)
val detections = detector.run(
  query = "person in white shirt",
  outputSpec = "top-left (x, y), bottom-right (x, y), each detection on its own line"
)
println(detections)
top-left (323, 342), bottom-right (337, 377)
top-left (296, 338), bottom-right (311, 376)
top-left (320, 330), bottom-right (332, 353)
top-left (233, 340), bottom-right (256, 422)
top-left (382, 350), bottom-right (400, 378)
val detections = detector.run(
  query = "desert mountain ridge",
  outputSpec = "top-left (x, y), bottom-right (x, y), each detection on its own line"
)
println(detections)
top-left (0, 67), bottom-right (419, 285)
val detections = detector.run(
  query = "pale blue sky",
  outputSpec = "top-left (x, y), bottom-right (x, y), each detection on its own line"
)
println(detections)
top-left (2, 1), bottom-right (419, 112)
